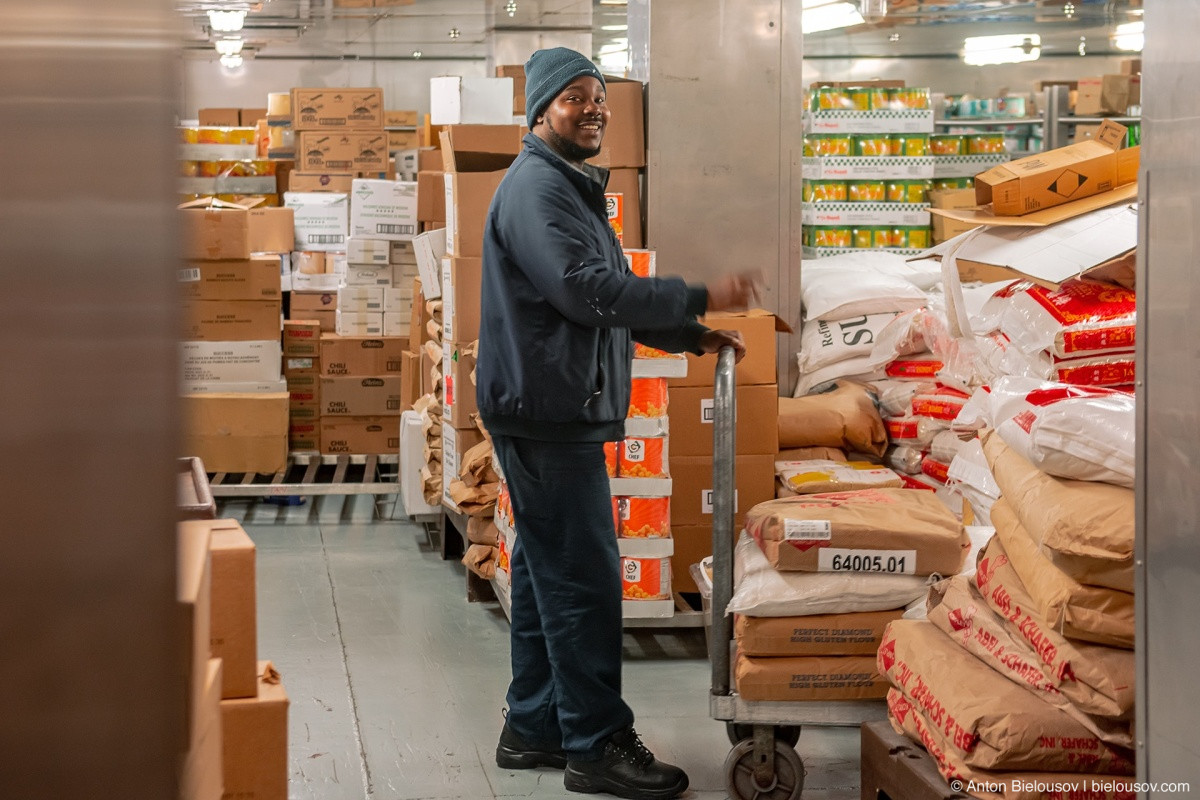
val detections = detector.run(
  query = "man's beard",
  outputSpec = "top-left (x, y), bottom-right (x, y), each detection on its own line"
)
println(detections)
top-left (546, 117), bottom-right (602, 162)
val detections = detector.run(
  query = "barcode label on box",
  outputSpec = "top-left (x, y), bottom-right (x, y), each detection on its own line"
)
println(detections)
top-left (178, 268), bottom-right (201, 283)
top-left (376, 223), bottom-right (415, 236)
top-left (701, 489), bottom-right (738, 515)
top-left (701, 399), bottom-right (714, 424)
top-left (784, 520), bottom-right (832, 541)
top-left (307, 234), bottom-right (345, 245)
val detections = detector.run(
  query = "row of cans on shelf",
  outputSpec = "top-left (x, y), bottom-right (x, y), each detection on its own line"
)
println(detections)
top-left (805, 225), bottom-right (933, 250)
top-left (181, 160), bottom-right (278, 178)
top-left (179, 126), bottom-right (258, 145)
top-left (803, 176), bottom-right (975, 204)
top-left (805, 132), bottom-right (1007, 158)
top-left (808, 85), bottom-right (932, 112)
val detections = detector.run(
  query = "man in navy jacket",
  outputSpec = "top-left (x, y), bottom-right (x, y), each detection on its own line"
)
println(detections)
top-left (478, 47), bottom-right (760, 800)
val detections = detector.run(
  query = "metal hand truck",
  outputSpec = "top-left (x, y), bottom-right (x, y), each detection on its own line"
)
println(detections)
top-left (709, 347), bottom-right (887, 800)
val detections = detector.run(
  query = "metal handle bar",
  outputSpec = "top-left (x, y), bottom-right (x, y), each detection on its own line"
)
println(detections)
top-left (711, 346), bottom-right (737, 694)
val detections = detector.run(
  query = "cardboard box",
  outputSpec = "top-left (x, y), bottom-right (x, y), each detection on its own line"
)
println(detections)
top-left (182, 298), bottom-right (281, 342)
top-left (668, 453), bottom-right (775, 528)
top-left (442, 341), bottom-right (478, 428)
top-left (382, 287), bottom-right (412, 314)
top-left (291, 87), bottom-right (384, 130)
top-left (336, 310), bottom-right (384, 336)
top-left (668, 384), bottom-right (779, 456)
top-left (417, 171), bottom-right (447, 224)
top-left (321, 375), bottom-right (403, 416)
top-left (388, 130), bottom-right (420, 151)
top-left (181, 392), bottom-right (289, 474)
top-left (669, 309), bottom-right (785, 388)
top-left (1119, 58), bottom-right (1142, 76)
top-left (1075, 75), bottom-right (1140, 116)
top-left (442, 424), bottom-right (487, 504)
top-left (220, 664), bottom-right (289, 800)
top-left (177, 520), bottom-right (213, 746)
top-left (199, 108), bottom-right (241, 127)
top-left (441, 256), bottom-right (482, 342)
top-left (973, 122), bottom-right (1138, 216)
top-left (430, 76), bottom-right (515, 125)
top-left (291, 291), bottom-right (338, 316)
top-left (347, 236), bottom-right (391, 266)
top-left (208, 520), bottom-right (258, 699)
top-left (734, 653), bottom-right (888, 702)
top-left (414, 228), bottom-right (446, 298)
top-left (589, 77), bottom-right (645, 169)
top-left (389, 240), bottom-right (417, 265)
top-left (297, 131), bottom-right (388, 172)
top-left (386, 109), bottom-right (420, 127)
top-left (350, 179), bottom-right (419, 241)
top-left (929, 187), bottom-right (981, 244)
top-left (337, 285), bottom-right (385, 313)
top-left (342, 264), bottom-right (393, 287)
top-left (494, 66), bottom-right (526, 114)
top-left (286, 371), bottom-right (320, 405)
top-left (401, 351), bottom-right (422, 410)
top-left (283, 354), bottom-right (319, 376)
top-left (180, 200), bottom-right (251, 261)
top-left (607, 168), bottom-right (643, 248)
top-left (180, 257), bottom-right (281, 302)
top-left (181, 340), bottom-right (282, 384)
top-left (321, 416), bottom-right (400, 454)
top-left (288, 418), bottom-right (320, 451)
top-left (240, 107), bottom-right (267, 126)
top-left (734, 609), bottom-right (904, 657)
top-left (180, 658), bottom-right (223, 800)
top-left (320, 333), bottom-right (406, 375)
top-left (283, 319), bottom-right (322, 357)
top-left (289, 171), bottom-right (355, 193)
top-left (284, 192), bottom-right (349, 252)
top-left (248, 208), bottom-right (296, 254)
top-left (440, 125), bottom-right (523, 256)
top-left (409, 279), bottom-right (430, 354)
top-left (670, 524), bottom-right (716, 594)
top-left (291, 251), bottom-right (326, 275)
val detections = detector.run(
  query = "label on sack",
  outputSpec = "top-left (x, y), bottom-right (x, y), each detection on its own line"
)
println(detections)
top-left (784, 519), bottom-right (833, 541)
top-left (817, 548), bottom-right (917, 574)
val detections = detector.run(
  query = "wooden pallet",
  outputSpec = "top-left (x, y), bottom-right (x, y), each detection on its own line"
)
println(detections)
top-left (860, 721), bottom-right (969, 800)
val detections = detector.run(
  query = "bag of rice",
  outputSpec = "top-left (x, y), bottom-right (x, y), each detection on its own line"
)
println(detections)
top-left (998, 279), bottom-right (1136, 359)
top-left (797, 312), bottom-right (900, 374)
top-left (776, 460), bottom-right (903, 495)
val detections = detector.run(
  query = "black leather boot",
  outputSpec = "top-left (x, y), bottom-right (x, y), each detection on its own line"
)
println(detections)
top-left (563, 726), bottom-right (689, 799)
top-left (495, 723), bottom-right (568, 770)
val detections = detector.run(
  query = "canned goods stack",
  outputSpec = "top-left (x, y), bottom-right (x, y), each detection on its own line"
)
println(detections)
top-left (179, 125), bottom-right (280, 206)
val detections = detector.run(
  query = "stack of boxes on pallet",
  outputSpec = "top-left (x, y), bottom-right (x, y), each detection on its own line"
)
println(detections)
top-left (178, 518), bottom-right (288, 800)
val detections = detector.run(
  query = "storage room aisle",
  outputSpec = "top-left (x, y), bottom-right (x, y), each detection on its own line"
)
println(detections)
top-left (233, 510), bottom-right (860, 800)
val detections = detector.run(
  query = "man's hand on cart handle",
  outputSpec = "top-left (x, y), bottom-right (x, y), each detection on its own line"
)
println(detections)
top-left (706, 270), bottom-right (764, 312)
top-left (698, 329), bottom-right (746, 363)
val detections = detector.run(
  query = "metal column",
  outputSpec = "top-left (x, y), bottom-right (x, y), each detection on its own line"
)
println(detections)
top-left (0, 3), bottom-right (185, 798)
top-left (631, 0), bottom-right (804, 391)
top-left (1137, 1), bottom-right (1200, 792)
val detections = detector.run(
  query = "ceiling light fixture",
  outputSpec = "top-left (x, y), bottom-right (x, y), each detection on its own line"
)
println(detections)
top-left (1112, 21), bottom-right (1144, 52)
top-left (214, 38), bottom-right (244, 57)
top-left (504, 0), bottom-right (517, 17)
top-left (601, 24), bottom-right (628, 31)
top-left (448, 27), bottom-right (461, 39)
top-left (962, 33), bottom-right (1041, 66)
top-left (888, 32), bottom-right (900, 42)
top-left (801, 0), bottom-right (864, 34)
top-left (412, 50), bottom-right (422, 59)
top-left (208, 9), bottom-right (246, 33)
top-left (219, 54), bottom-right (244, 70)
top-left (1064, 2), bottom-right (1076, 17)
top-left (1078, 36), bottom-right (1087, 56)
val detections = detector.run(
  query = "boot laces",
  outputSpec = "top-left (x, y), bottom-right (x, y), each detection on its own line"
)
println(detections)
top-left (613, 727), bottom-right (655, 769)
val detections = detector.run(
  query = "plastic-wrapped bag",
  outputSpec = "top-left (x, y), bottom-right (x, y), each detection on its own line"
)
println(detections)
top-left (929, 430), bottom-right (970, 464)
top-left (775, 459), bottom-right (903, 495)
top-left (945, 438), bottom-right (1001, 524)
top-left (884, 445), bottom-right (925, 475)
top-left (797, 312), bottom-right (900, 374)
top-left (998, 279), bottom-right (1136, 359)
top-left (868, 378), bottom-right (936, 417)
top-left (885, 415), bottom-right (947, 448)
top-left (801, 262), bottom-right (928, 321)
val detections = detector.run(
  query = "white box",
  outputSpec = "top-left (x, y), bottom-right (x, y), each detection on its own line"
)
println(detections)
top-left (336, 310), bottom-right (384, 336)
top-left (413, 228), bottom-right (446, 299)
top-left (430, 76), bottom-right (514, 125)
top-left (284, 192), bottom-right (349, 252)
top-left (400, 411), bottom-right (440, 515)
top-left (389, 240), bottom-right (417, 266)
top-left (181, 378), bottom-right (288, 394)
top-left (442, 425), bottom-right (459, 506)
top-left (383, 286), bottom-right (414, 314)
top-left (394, 260), bottom-right (420, 278)
top-left (290, 272), bottom-right (341, 292)
top-left (347, 237), bottom-right (391, 266)
top-left (349, 179), bottom-right (419, 241)
top-left (394, 149), bottom-right (419, 182)
top-left (383, 311), bottom-right (407, 337)
top-left (180, 340), bottom-right (283, 384)
top-left (343, 264), bottom-right (394, 287)
top-left (337, 285), bottom-right (385, 312)
top-left (328, 251), bottom-right (348, 278)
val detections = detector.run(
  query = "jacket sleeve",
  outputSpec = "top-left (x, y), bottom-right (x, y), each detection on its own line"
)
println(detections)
top-left (632, 319), bottom-right (710, 355)
top-left (498, 170), bottom-right (708, 330)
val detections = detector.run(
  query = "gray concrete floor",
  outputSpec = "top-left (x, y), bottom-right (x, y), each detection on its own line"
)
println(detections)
top-left (221, 494), bottom-right (862, 800)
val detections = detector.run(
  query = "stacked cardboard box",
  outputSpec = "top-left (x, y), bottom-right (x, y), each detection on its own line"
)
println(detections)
top-left (179, 201), bottom-right (288, 475)
top-left (340, 178), bottom-right (419, 336)
top-left (593, 75), bottom-right (647, 249)
top-left (178, 520), bottom-right (222, 800)
top-left (319, 333), bottom-right (406, 455)
top-left (385, 109), bottom-right (421, 155)
top-left (283, 319), bottom-right (322, 451)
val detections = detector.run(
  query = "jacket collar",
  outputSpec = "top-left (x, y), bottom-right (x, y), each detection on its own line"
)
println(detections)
top-left (522, 132), bottom-right (610, 194)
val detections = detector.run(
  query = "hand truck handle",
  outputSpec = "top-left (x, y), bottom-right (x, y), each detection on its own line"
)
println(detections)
top-left (711, 346), bottom-right (736, 694)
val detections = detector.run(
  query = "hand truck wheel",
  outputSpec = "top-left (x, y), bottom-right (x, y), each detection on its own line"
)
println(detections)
top-left (724, 737), bottom-right (805, 800)
top-left (726, 722), bottom-right (801, 749)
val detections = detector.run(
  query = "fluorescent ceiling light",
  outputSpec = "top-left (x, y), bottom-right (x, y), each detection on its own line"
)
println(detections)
top-left (962, 33), bottom-right (1041, 66)
top-left (219, 54), bottom-right (244, 69)
top-left (208, 9), bottom-right (246, 33)
top-left (601, 24), bottom-right (628, 31)
top-left (802, 1), bottom-right (864, 34)
top-left (214, 38), bottom-right (244, 57)
top-left (1112, 21), bottom-right (1144, 52)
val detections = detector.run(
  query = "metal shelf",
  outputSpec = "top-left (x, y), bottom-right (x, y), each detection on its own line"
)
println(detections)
top-left (934, 117), bottom-right (1042, 126)
top-left (1060, 115), bottom-right (1141, 125)
top-left (208, 453), bottom-right (400, 497)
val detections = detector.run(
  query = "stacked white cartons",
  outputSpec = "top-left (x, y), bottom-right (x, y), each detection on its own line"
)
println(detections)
top-left (386, 241), bottom-right (419, 336)
top-left (339, 178), bottom-right (418, 337)
top-left (285, 192), bottom-right (347, 325)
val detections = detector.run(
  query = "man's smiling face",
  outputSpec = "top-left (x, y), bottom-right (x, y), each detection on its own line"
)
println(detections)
top-left (535, 76), bottom-right (609, 165)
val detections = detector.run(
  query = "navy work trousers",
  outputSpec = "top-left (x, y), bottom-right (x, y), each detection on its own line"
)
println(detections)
top-left (490, 434), bottom-right (634, 760)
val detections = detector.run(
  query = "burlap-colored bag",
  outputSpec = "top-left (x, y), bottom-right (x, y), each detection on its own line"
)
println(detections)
top-left (777, 381), bottom-right (887, 456)
top-left (735, 653), bottom-right (886, 701)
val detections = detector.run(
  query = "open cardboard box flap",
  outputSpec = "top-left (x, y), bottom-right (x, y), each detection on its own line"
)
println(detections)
top-left (178, 196), bottom-right (269, 211)
top-left (706, 307), bottom-right (794, 334)
top-left (929, 182), bottom-right (1137, 227)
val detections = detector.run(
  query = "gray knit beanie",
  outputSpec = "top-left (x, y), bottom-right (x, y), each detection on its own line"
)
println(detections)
top-left (524, 47), bottom-right (606, 130)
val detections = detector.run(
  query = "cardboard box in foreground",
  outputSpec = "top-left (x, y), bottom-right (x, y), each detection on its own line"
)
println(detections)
top-left (220, 663), bottom-right (289, 800)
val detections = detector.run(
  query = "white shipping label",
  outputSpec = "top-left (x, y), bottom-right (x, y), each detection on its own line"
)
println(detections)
top-left (784, 519), bottom-right (832, 541)
top-left (178, 268), bottom-right (201, 283)
top-left (443, 174), bottom-right (456, 255)
top-left (441, 258), bottom-right (454, 339)
top-left (701, 398), bottom-right (714, 424)
top-left (701, 489), bottom-right (738, 515)
top-left (817, 548), bottom-right (918, 575)
top-left (622, 558), bottom-right (641, 583)
top-left (624, 439), bottom-right (645, 463)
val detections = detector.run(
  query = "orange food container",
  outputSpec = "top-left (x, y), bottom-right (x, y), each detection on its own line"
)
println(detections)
top-left (180, 127), bottom-right (200, 144)
top-left (624, 249), bottom-right (656, 278)
top-left (627, 378), bottom-right (668, 418)
top-left (618, 437), bottom-right (665, 478)
top-left (198, 160), bottom-right (224, 177)
top-left (180, 160), bottom-right (200, 177)
top-left (497, 481), bottom-right (513, 528)
top-left (612, 497), bottom-right (671, 538)
top-left (197, 127), bottom-right (229, 145)
top-left (622, 556), bottom-right (672, 600)
top-left (604, 442), bottom-right (619, 477)
top-left (227, 127), bottom-right (256, 145)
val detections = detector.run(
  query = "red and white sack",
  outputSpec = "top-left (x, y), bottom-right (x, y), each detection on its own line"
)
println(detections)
top-left (920, 455), bottom-right (951, 485)
top-left (728, 532), bottom-right (929, 617)
top-left (884, 445), bottom-right (925, 475)
top-left (945, 438), bottom-right (1001, 525)
top-left (998, 279), bottom-right (1136, 359)
top-left (885, 354), bottom-right (944, 381)
top-left (885, 415), bottom-right (947, 448)
top-left (868, 378), bottom-right (937, 418)
top-left (975, 535), bottom-right (1136, 718)
top-left (867, 308), bottom-right (930, 370)
top-left (793, 356), bottom-right (885, 397)
top-left (797, 312), bottom-right (900, 374)
top-left (928, 575), bottom-right (1134, 748)
top-left (879, 620), bottom-right (1135, 774)
top-left (1047, 353), bottom-right (1136, 389)
top-left (929, 430), bottom-right (970, 465)
top-left (911, 385), bottom-right (972, 423)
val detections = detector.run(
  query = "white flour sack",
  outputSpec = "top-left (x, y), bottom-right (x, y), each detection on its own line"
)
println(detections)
top-left (998, 279), bottom-right (1136, 359)
top-left (869, 379), bottom-right (936, 418)
top-left (727, 531), bottom-right (929, 617)
top-left (776, 460), bottom-right (903, 495)
top-left (797, 312), bottom-right (900, 374)
top-left (801, 258), bottom-right (928, 321)
top-left (989, 377), bottom-right (1135, 487)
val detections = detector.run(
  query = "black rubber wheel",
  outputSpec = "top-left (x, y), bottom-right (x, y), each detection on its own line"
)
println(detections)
top-left (726, 723), bottom-right (801, 748)
top-left (724, 738), bottom-right (806, 800)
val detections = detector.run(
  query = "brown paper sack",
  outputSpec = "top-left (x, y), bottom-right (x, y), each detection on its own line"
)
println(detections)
top-left (423, 339), bottom-right (443, 365)
top-left (777, 446), bottom-right (847, 462)
top-left (467, 516), bottom-right (499, 546)
top-left (991, 498), bottom-right (1134, 649)
top-left (459, 440), bottom-right (498, 488)
top-left (974, 535), bottom-right (1135, 718)
top-left (927, 575), bottom-right (1133, 745)
top-left (888, 689), bottom-right (1138, 800)
top-left (745, 488), bottom-right (968, 576)
top-left (982, 432), bottom-right (1133, 592)
top-left (879, 620), bottom-right (1134, 775)
top-left (735, 608), bottom-right (902, 657)
top-left (462, 544), bottom-right (497, 580)
top-left (449, 479), bottom-right (499, 517)
top-left (777, 381), bottom-right (887, 456)
top-left (735, 653), bottom-right (887, 702)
